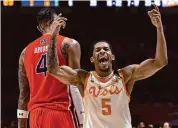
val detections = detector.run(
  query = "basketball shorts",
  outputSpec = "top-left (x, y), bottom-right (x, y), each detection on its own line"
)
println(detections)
top-left (30, 107), bottom-right (75, 128)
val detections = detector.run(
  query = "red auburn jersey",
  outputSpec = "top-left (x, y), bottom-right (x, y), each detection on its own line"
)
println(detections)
top-left (24, 34), bottom-right (71, 112)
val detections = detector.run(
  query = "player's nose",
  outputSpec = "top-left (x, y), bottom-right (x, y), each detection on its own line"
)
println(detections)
top-left (100, 48), bottom-right (105, 54)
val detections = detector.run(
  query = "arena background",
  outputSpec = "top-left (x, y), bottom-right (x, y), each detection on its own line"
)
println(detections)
top-left (1, 0), bottom-right (178, 127)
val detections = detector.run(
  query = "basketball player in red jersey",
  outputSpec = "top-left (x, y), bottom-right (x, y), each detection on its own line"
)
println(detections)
top-left (18, 8), bottom-right (83, 128)
top-left (47, 5), bottom-right (168, 128)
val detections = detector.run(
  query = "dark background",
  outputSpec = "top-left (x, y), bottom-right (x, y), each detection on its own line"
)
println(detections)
top-left (1, 1), bottom-right (178, 127)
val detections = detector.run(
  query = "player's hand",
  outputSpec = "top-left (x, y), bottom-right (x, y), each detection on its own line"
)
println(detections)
top-left (51, 13), bottom-right (67, 37)
top-left (53, 13), bottom-right (67, 29)
top-left (148, 4), bottom-right (163, 30)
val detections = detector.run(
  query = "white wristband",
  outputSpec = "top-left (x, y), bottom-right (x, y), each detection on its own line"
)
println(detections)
top-left (17, 109), bottom-right (29, 118)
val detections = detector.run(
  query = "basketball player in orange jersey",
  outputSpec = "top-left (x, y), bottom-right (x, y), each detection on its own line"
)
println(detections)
top-left (47, 5), bottom-right (168, 128)
top-left (18, 8), bottom-right (84, 128)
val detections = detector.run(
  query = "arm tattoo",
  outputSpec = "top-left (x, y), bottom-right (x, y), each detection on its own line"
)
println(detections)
top-left (47, 37), bottom-right (58, 73)
top-left (18, 63), bottom-right (30, 109)
top-left (18, 55), bottom-right (30, 128)
top-left (61, 43), bottom-right (70, 60)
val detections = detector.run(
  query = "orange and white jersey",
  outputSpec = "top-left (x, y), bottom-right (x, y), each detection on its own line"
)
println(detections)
top-left (83, 71), bottom-right (132, 128)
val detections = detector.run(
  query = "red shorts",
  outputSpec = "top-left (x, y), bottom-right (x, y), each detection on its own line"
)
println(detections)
top-left (30, 107), bottom-right (75, 128)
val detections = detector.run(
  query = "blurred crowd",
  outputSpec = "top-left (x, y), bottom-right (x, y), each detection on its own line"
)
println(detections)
top-left (135, 121), bottom-right (172, 128)
top-left (1, 120), bottom-right (173, 128)
top-left (1, 120), bottom-right (17, 128)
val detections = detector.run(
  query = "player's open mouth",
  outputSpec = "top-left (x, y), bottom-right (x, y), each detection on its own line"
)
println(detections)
top-left (98, 56), bottom-right (109, 65)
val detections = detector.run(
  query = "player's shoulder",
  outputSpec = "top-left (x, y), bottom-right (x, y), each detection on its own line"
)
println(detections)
top-left (21, 47), bottom-right (27, 56)
top-left (63, 37), bottom-right (79, 46)
top-left (61, 37), bottom-right (80, 52)
top-left (121, 64), bottom-right (138, 74)
top-left (119, 64), bottom-right (138, 83)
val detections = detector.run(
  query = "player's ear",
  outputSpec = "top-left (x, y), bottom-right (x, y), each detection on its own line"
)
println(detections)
top-left (111, 54), bottom-right (115, 61)
top-left (46, 21), bottom-right (51, 27)
top-left (37, 24), bottom-right (43, 33)
top-left (90, 57), bottom-right (94, 63)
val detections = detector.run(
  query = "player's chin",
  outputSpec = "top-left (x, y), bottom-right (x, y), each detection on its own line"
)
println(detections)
top-left (99, 66), bottom-right (109, 72)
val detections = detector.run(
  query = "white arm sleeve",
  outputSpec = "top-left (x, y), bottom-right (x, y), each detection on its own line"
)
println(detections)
top-left (70, 85), bottom-right (84, 125)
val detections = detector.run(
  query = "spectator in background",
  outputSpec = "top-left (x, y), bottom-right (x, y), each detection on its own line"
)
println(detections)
top-left (163, 122), bottom-right (171, 128)
top-left (3, 125), bottom-right (8, 128)
top-left (1, 120), bottom-right (8, 128)
top-left (9, 120), bottom-right (17, 128)
top-left (147, 124), bottom-right (154, 128)
top-left (137, 122), bottom-right (146, 128)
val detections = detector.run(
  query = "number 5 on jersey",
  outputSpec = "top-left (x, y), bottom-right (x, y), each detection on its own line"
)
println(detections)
top-left (36, 54), bottom-right (47, 76)
top-left (102, 98), bottom-right (111, 115)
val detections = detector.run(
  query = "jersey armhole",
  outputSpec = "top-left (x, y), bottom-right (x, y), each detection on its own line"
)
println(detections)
top-left (57, 35), bottom-right (65, 52)
top-left (118, 69), bottom-right (131, 102)
top-left (23, 46), bottom-right (29, 71)
top-left (84, 72), bottom-right (90, 92)
top-left (56, 36), bottom-right (67, 65)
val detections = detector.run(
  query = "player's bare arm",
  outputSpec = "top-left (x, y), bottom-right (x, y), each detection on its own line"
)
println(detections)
top-left (18, 48), bottom-right (30, 128)
top-left (47, 33), bottom-right (87, 86)
top-left (47, 14), bottom-right (67, 73)
top-left (62, 38), bottom-right (81, 69)
top-left (47, 19), bottom-right (88, 86)
top-left (61, 37), bottom-right (86, 95)
top-left (121, 4), bottom-right (168, 94)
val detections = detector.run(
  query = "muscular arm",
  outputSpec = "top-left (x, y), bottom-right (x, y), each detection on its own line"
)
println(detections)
top-left (122, 7), bottom-right (168, 94)
top-left (61, 38), bottom-right (86, 94)
top-left (18, 49), bottom-right (30, 128)
top-left (62, 38), bottom-right (81, 69)
top-left (61, 38), bottom-right (85, 127)
top-left (47, 34), bottom-right (87, 85)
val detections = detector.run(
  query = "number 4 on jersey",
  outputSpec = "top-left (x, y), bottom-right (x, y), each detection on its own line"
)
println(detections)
top-left (36, 54), bottom-right (47, 76)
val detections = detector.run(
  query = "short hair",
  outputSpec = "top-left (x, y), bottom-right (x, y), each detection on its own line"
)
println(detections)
top-left (36, 8), bottom-right (57, 25)
top-left (89, 40), bottom-right (113, 56)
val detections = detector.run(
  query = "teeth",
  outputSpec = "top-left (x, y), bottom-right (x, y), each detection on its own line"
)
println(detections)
top-left (99, 58), bottom-right (107, 61)
top-left (100, 60), bottom-right (107, 64)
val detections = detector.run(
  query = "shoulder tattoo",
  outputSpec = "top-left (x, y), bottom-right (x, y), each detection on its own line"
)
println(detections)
top-left (61, 43), bottom-right (70, 59)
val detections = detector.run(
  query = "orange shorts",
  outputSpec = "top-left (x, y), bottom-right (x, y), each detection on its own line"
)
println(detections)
top-left (30, 107), bottom-right (75, 128)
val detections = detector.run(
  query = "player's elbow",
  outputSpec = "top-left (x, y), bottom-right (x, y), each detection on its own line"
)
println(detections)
top-left (47, 67), bottom-right (52, 73)
top-left (155, 58), bottom-right (168, 68)
top-left (47, 67), bottom-right (56, 74)
top-left (163, 58), bottom-right (168, 66)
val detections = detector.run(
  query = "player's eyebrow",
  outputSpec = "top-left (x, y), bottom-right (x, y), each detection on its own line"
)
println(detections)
top-left (95, 46), bottom-right (109, 50)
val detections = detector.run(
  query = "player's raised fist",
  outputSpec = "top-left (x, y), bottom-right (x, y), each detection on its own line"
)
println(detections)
top-left (51, 13), bottom-right (67, 37)
top-left (148, 4), bottom-right (163, 30)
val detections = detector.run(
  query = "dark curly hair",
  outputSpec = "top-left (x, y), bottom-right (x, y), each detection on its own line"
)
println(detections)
top-left (36, 8), bottom-right (57, 25)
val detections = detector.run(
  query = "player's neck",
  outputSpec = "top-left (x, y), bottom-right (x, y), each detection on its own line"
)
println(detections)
top-left (43, 27), bottom-right (59, 36)
top-left (43, 32), bottom-right (52, 35)
top-left (43, 32), bottom-right (59, 36)
top-left (95, 69), bottom-right (113, 78)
